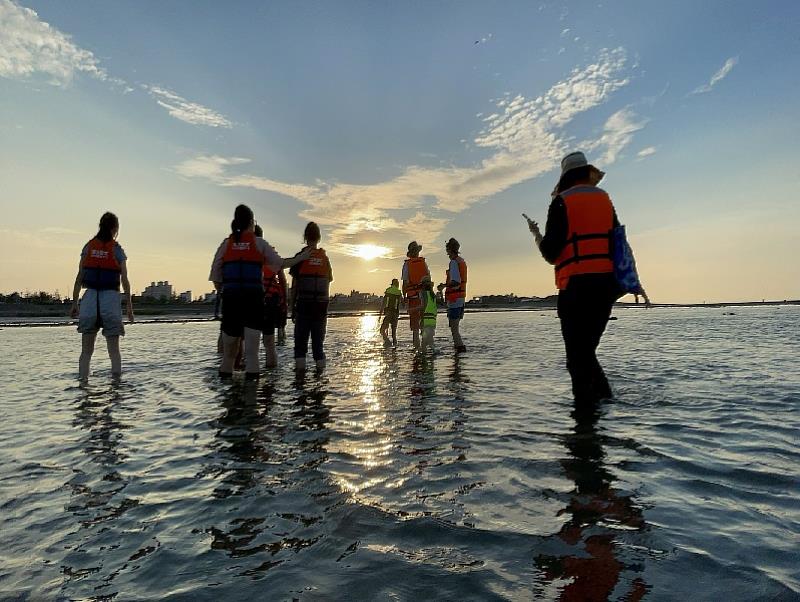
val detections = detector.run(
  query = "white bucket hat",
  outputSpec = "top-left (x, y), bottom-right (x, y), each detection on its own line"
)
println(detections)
top-left (558, 151), bottom-right (604, 184)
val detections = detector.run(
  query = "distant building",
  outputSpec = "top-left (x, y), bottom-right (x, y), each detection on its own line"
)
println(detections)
top-left (178, 291), bottom-right (192, 303)
top-left (203, 291), bottom-right (218, 304)
top-left (330, 290), bottom-right (381, 306)
top-left (142, 281), bottom-right (173, 300)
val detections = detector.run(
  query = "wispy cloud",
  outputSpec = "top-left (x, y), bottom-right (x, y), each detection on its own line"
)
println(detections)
top-left (636, 146), bottom-right (657, 160)
top-left (690, 56), bottom-right (738, 95)
top-left (0, 0), bottom-right (107, 85)
top-left (144, 85), bottom-right (233, 128)
top-left (176, 48), bottom-right (636, 256)
top-left (585, 107), bottom-right (649, 164)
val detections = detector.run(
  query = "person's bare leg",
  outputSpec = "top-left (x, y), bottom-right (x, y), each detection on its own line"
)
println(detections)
top-left (234, 342), bottom-right (244, 370)
top-left (263, 334), bottom-right (277, 367)
top-left (79, 332), bottom-right (98, 380)
top-left (106, 336), bottom-right (122, 376)
top-left (243, 327), bottom-right (261, 375)
top-left (220, 333), bottom-right (240, 375)
top-left (421, 327), bottom-right (434, 351)
top-left (449, 319), bottom-right (464, 348)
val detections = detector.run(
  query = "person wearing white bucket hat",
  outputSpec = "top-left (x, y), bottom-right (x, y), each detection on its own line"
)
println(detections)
top-left (401, 240), bottom-right (430, 349)
top-left (524, 151), bottom-right (625, 406)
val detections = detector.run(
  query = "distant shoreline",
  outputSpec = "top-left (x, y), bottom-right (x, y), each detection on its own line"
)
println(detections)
top-left (1, 299), bottom-right (796, 329)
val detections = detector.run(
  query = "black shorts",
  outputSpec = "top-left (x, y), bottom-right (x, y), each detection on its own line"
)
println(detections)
top-left (221, 290), bottom-right (264, 337)
top-left (262, 293), bottom-right (280, 336)
top-left (382, 309), bottom-right (399, 328)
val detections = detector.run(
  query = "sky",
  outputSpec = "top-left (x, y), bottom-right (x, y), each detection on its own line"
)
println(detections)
top-left (1, 0), bottom-right (799, 303)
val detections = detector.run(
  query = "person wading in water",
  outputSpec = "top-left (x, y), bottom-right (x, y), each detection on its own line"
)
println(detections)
top-left (401, 241), bottom-right (430, 349)
top-left (526, 152), bottom-right (631, 405)
top-left (289, 222), bottom-right (333, 371)
top-left (70, 212), bottom-right (134, 380)
top-left (378, 278), bottom-right (403, 347)
top-left (438, 237), bottom-right (468, 353)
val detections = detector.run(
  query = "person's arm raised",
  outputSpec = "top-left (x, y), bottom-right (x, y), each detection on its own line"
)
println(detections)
top-left (281, 247), bottom-right (311, 270)
top-left (523, 213), bottom-right (543, 248)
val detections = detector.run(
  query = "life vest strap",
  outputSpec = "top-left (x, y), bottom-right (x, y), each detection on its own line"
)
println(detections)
top-left (556, 253), bottom-right (613, 271)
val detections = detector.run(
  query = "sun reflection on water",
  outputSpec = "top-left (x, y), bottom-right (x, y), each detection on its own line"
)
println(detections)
top-left (332, 315), bottom-right (398, 496)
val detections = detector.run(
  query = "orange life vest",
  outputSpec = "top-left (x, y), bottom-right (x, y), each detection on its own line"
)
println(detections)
top-left (262, 264), bottom-right (284, 297)
top-left (295, 248), bottom-right (331, 302)
top-left (403, 256), bottom-right (429, 303)
top-left (81, 238), bottom-right (121, 290)
top-left (222, 231), bottom-right (265, 291)
top-left (554, 186), bottom-right (615, 290)
top-left (445, 256), bottom-right (468, 304)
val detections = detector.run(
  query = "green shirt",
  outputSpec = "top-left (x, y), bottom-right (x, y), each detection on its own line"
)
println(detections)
top-left (383, 286), bottom-right (402, 312)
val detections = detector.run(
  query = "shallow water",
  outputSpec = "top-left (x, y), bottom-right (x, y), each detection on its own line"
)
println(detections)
top-left (1, 307), bottom-right (798, 601)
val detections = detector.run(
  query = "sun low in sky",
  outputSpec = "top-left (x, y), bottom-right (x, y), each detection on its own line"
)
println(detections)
top-left (346, 245), bottom-right (393, 262)
top-left (1, 1), bottom-right (799, 302)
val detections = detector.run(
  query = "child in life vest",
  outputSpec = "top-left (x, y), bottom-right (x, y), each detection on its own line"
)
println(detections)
top-left (420, 275), bottom-right (437, 352)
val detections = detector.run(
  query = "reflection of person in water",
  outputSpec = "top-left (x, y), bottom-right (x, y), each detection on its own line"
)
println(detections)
top-left (536, 406), bottom-right (648, 601)
top-left (206, 376), bottom-right (332, 571)
top-left (210, 381), bottom-right (270, 499)
top-left (62, 384), bottom-right (138, 593)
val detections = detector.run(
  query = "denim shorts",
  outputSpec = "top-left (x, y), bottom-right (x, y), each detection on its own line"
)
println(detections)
top-left (447, 306), bottom-right (464, 321)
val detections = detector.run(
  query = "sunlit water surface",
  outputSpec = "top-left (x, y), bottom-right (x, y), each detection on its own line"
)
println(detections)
top-left (1, 307), bottom-right (798, 601)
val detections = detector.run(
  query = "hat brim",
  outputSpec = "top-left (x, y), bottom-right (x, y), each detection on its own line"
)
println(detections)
top-left (557, 164), bottom-right (604, 187)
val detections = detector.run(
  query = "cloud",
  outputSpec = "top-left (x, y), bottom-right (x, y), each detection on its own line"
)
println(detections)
top-left (0, 0), bottom-right (107, 85)
top-left (176, 48), bottom-right (635, 255)
top-left (144, 85), bottom-right (233, 128)
top-left (690, 56), bottom-right (738, 95)
top-left (584, 107), bottom-right (649, 164)
top-left (636, 146), bottom-right (657, 160)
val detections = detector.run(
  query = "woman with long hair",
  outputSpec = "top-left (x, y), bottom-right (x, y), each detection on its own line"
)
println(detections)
top-left (209, 204), bottom-right (308, 378)
top-left (69, 211), bottom-right (134, 380)
top-left (289, 222), bottom-right (333, 371)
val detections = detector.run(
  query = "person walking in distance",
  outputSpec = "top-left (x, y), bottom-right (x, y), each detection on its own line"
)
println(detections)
top-left (69, 212), bottom-right (134, 380)
top-left (289, 222), bottom-right (333, 371)
top-left (401, 241), bottom-right (430, 349)
top-left (526, 152), bottom-right (625, 405)
top-left (419, 275), bottom-right (438, 352)
top-left (438, 237), bottom-right (467, 353)
top-left (378, 278), bottom-right (403, 347)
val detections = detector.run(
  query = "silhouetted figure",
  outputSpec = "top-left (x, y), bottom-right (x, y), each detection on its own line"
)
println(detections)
top-left (527, 152), bottom-right (624, 404)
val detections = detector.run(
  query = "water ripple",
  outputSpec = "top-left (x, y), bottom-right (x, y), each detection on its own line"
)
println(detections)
top-left (1, 307), bottom-right (798, 599)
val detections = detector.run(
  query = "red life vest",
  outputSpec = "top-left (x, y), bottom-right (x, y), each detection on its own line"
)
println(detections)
top-left (445, 256), bottom-right (468, 304)
top-left (403, 256), bottom-right (429, 304)
top-left (295, 248), bottom-right (331, 302)
top-left (81, 238), bottom-right (121, 290)
top-left (222, 231), bottom-right (265, 291)
top-left (262, 264), bottom-right (283, 297)
top-left (554, 186), bottom-right (615, 290)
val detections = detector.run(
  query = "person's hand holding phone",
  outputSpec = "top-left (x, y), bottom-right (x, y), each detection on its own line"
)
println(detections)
top-left (523, 213), bottom-right (543, 246)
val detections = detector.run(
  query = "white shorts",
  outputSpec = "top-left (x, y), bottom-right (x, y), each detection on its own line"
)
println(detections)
top-left (78, 289), bottom-right (124, 337)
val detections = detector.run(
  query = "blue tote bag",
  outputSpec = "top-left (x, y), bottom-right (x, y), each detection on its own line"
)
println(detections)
top-left (612, 225), bottom-right (642, 294)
